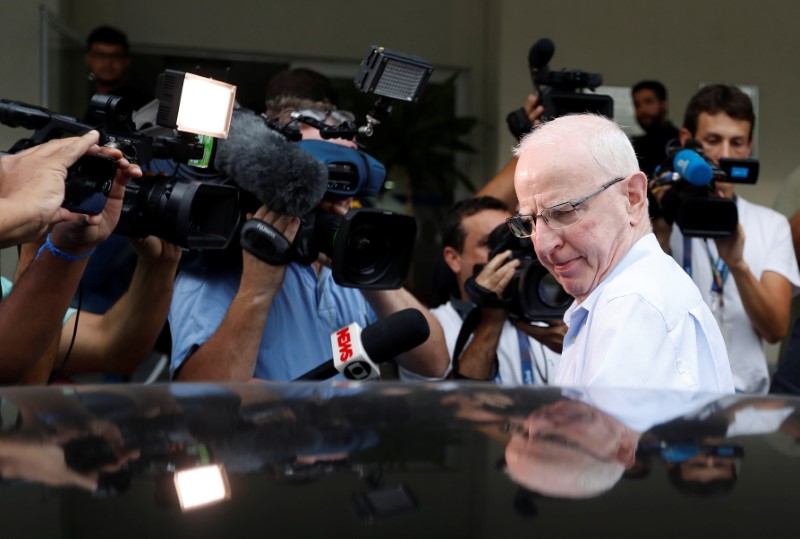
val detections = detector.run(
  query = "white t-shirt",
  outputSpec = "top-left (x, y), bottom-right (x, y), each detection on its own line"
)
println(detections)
top-left (400, 300), bottom-right (560, 385)
top-left (670, 197), bottom-right (800, 393)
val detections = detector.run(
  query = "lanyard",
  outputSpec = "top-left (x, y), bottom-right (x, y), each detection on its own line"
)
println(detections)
top-left (495, 329), bottom-right (547, 385)
top-left (683, 236), bottom-right (729, 294)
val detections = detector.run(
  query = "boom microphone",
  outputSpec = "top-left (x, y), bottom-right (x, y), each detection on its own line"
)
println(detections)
top-left (296, 308), bottom-right (431, 381)
top-left (528, 38), bottom-right (555, 71)
top-left (214, 109), bottom-right (328, 216)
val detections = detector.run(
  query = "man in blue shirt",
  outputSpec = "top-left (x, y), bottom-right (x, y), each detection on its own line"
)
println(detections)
top-left (169, 71), bottom-right (449, 382)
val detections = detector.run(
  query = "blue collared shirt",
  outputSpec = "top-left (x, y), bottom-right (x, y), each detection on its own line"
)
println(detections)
top-left (169, 262), bottom-right (376, 381)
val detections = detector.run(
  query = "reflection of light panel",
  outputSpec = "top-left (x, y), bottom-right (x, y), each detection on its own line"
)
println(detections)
top-left (174, 464), bottom-right (231, 511)
top-left (176, 74), bottom-right (236, 139)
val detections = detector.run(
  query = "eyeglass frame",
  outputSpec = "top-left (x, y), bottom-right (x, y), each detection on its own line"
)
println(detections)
top-left (506, 176), bottom-right (627, 238)
top-left (290, 108), bottom-right (356, 127)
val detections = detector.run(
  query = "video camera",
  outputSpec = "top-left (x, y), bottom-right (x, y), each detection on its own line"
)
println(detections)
top-left (0, 70), bottom-right (241, 249)
top-left (507, 37), bottom-right (614, 139)
top-left (238, 45), bottom-right (432, 289)
top-left (649, 142), bottom-right (759, 237)
top-left (465, 223), bottom-right (572, 321)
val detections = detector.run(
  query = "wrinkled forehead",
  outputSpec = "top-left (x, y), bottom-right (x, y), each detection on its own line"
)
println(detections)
top-left (514, 137), bottom-right (600, 209)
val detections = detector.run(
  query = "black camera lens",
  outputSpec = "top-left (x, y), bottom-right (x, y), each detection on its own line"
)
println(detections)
top-left (538, 273), bottom-right (571, 309)
top-left (346, 222), bottom-right (392, 279)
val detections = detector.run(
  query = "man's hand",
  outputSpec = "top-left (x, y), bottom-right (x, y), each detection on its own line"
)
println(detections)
top-left (49, 147), bottom-right (141, 254)
top-left (513, 319), bottom-right (567, 354)
top-left (475, 249), bottom-right (520, 298)
top-left (129, 235), bottom-right (183, 268)
top-left (0, 131), bottom-right (104, 247)
top-left (240, 205), bottom-right (301, 299)
top-left (714, 223), bottom-right (746, 271)
top-left (523, 94), bottom-right (545, 126)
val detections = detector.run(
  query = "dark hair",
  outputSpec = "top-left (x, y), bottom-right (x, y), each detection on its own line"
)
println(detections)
top-left (683, 84), bottom-right (755, 140)
top-left (86, 25), bottom-right (130, 55)
top-left (441, 196), bottom-right (509, 253)
top-left (666, 461), bottom-right (738, 497)
top-left (265, 68), bottom-right (338, 113)
top-left (632, 80), bottom-right (667, 101)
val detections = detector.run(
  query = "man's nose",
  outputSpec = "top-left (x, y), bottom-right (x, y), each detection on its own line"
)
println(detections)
top-left (531, 220), bottom-right (562, 256)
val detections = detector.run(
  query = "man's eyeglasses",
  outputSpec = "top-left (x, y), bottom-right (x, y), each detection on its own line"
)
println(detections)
top-left (506, 177), bottom-right (626, 238)
top-left (290, 108), bottom-right (356, 127)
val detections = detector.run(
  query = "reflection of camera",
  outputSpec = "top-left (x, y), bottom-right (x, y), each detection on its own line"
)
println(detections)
top-left (650, 143), bottom-right (760, 238)
top-left (507, 38), bottom-right (613, 139)
top-left (466, 224), bottom-right (571, 321)
top-left (0, 71), bottom-right (241, 249)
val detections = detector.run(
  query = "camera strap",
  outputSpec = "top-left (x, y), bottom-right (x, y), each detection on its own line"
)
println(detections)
top-left (464, 276), bottom-right (508, 310)
top-left (240, 219), bottom-right (292, 266)
top-left (451, 304), bottom-right (499, 381)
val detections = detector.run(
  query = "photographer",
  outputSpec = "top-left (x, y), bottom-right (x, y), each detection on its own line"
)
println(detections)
top-left (417, 197), bottom-right (564, 383)
top-left (168, 69), bottom-right (449, 382)
top-left (0, 131), bottom-right (153, 382)
top-left (653, 85), bottom-right (800, 394)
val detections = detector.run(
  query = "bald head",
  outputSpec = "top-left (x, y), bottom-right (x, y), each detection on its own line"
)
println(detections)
top-left (511, 114), bottom-right (650, 303)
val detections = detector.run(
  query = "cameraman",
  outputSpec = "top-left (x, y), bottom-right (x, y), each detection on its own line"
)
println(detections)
top-left (168, 69), bottom-right (449, 382)
top-left (653, 84), bottom-right (800, 394)
top-left (0, 131), bottom-right (153, 382)
top-left (418, 197), bottom-right (564, 383)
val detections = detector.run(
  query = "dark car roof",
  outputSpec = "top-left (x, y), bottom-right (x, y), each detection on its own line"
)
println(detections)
top-left (0, 381), bottom-right (798, 538)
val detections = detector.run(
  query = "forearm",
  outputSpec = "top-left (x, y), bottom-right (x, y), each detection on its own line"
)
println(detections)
top-left (0, 201), bottom-right (46, 249)
top-left (175, 288), bottom-right (275, 382)
top-left (0, 252), bottom-right (88, 382)
top-left (456, 308), bottom-right (505, 379)
top-left (729, 263), bottom-right (792, 343)
top-left (476, 157), bottom-right (519, 209)
top-left (361, 288), bottom-right (450, 377)
top-left (64, 257), bottom-right (180, 374)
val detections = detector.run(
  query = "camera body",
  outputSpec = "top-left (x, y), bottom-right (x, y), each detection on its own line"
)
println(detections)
top-left (651, 144), bottom-right (759, 238)
top-left (0, 71), bottom-right (241, 249)
top-left (239, 139), bottom-right (416, 290)
top-left (467, 224), bottom-right (571, 321)
top-left (506, 38), bottom-right (613, 139)
top-left (534, 68), bottom-right (613, 122)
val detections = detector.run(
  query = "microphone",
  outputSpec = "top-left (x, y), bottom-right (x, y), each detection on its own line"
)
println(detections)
top-left (213, 109), bottom-right (328, 216)
top-left (528, 38), bottom-right (555, 71)
top-left (673, 149), bottom-right (713, 186)
top-left (296, 308), bottom-right (431, 381)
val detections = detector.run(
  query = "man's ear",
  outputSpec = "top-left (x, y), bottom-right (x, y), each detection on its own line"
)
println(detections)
top-left (626, 171), bottom-right (648, 222)
top-left (678, 127), bottom-right (693, 147)
top-left (443, 246), bottom-right (462, 275)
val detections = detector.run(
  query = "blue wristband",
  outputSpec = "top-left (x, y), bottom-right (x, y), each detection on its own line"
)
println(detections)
top-left (35, 233), bottom-right (95, 262)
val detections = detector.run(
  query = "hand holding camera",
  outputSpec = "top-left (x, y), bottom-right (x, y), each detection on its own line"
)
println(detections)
top-left (0, 130), bottom-right (105, 247)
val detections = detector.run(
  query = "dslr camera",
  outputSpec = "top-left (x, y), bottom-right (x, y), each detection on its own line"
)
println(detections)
top-left (649, 142), bottom-right (759, 237)
top-left (465, 223), bottom-right (572, 321)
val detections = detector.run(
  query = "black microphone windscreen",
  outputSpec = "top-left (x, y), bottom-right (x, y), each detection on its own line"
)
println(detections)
top-left (528, 38), bottom-right (555, 69)
top-left (361, 308), bottom-right (430, 363)
top-left (214, 109), bottom-right (328, 216)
